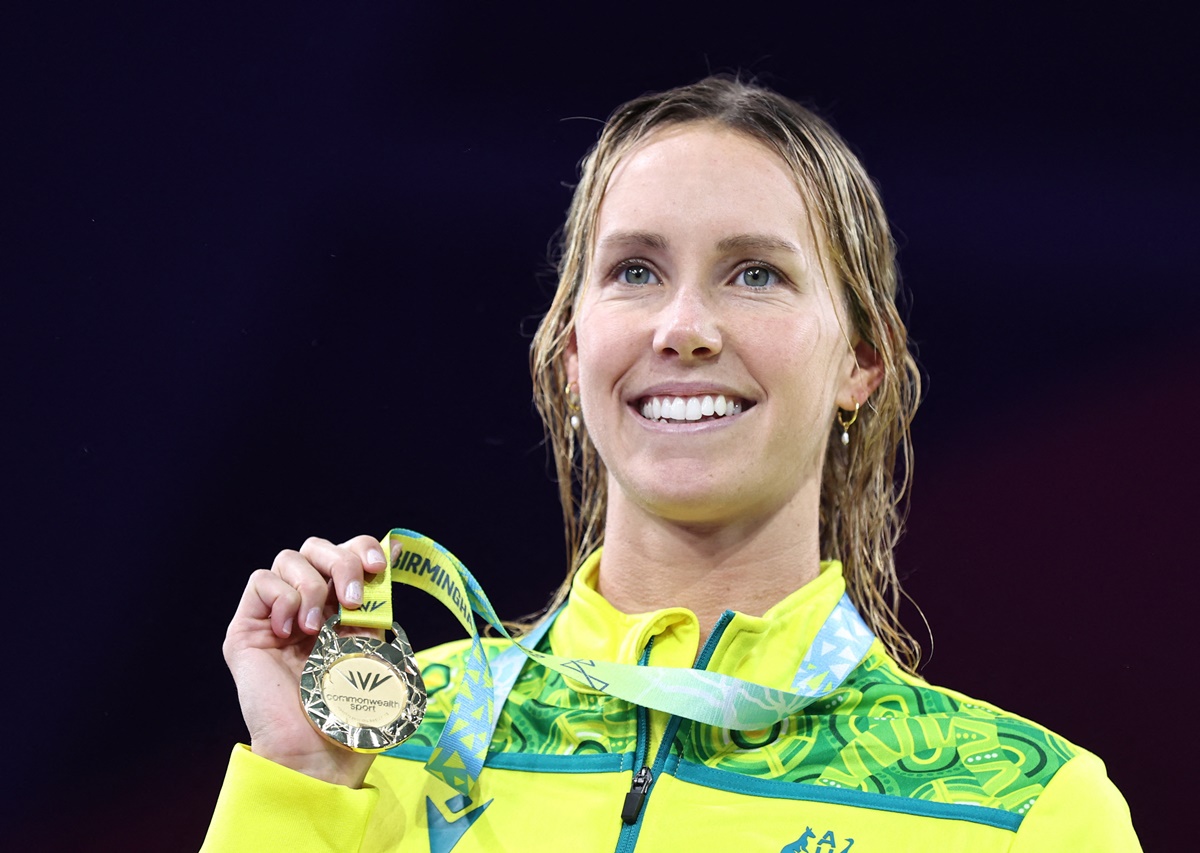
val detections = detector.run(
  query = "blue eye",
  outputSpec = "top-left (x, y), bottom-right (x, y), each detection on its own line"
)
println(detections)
top-left (737, 266), bottom-right (777, 288)
top-left (619, 265), bottom-right (658, 285)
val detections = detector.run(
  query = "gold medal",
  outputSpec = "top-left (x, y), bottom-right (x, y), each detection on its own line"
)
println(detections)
top-left (300, 616), bottom-right (427, 752)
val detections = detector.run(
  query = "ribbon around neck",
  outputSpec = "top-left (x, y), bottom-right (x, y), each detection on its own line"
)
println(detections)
top-left (346, 529), bottom-right (874, 796)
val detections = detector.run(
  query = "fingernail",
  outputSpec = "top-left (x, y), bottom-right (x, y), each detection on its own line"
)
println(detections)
top-left (304, 607), bottom-right (322, 632)
top-left (367, 548), bottom-right (386, 567)
top-left (282, 617), bottom-right (293, 637)
top-left (346, 580), bottom-right (363, 605)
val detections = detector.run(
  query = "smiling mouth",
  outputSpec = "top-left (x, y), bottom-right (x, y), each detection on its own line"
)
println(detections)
top-left (637, 394), bottom-right (749, 424)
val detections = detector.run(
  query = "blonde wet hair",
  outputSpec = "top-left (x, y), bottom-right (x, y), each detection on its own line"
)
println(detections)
top-left (529, 75), bottom-right (923, 671)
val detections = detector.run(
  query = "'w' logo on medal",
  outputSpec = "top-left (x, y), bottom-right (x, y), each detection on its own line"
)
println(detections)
top-left (343, 670), bottom-right (394, 692)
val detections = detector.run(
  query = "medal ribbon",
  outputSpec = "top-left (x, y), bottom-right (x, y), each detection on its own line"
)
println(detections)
top-left (370, 529), bottom-right (874, 795)
top-left (338, 548), bottom-right (393, 628)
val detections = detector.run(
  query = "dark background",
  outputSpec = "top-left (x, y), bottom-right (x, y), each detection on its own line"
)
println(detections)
top-left (5, 2), bottom-right (1195, 849)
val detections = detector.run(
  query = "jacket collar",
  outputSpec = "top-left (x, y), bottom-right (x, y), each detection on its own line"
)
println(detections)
top-left (548, 549), bottom-right (850, 692)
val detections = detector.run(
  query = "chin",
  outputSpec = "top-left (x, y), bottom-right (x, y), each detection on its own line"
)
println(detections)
top-left (630, 487), bottom-right (768, 527)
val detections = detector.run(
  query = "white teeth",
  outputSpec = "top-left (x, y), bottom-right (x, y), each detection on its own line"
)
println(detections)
top-left (637, 393), bottom-right (745, 423)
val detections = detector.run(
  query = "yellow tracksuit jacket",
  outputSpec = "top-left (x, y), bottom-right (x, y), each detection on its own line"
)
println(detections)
top-left (204, 556), bottom-right (1140, 851)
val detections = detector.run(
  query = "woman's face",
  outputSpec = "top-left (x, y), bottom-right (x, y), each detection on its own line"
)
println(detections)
top-left (566, 124), bottom-right (876, 529)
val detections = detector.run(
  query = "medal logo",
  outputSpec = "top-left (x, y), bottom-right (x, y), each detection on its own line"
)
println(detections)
top-left (300, 616), bottom-right (427, 752)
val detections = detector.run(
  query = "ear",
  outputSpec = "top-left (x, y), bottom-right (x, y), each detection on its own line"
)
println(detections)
top-left (564, 329), bottom-right (580, 388)
top-left (837, 339), bottom-right (884, 410)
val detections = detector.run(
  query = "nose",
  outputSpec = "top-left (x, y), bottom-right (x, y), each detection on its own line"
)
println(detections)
top-left (652, 284), bottom-right (722, 362)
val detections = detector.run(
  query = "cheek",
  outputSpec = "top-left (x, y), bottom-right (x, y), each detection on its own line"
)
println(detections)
top-left (754, 313), bottom-right (845, 413)
top-left (757, 313), bottom-right (824, 371)
top-left (573, 312), bottom-right (642, 405)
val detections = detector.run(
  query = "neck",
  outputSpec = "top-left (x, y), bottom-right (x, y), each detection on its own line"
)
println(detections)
top-left (595, 493), bottom-right (822, 648)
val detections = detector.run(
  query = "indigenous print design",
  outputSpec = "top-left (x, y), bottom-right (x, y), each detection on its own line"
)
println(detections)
top-left (407, 639), bottom-right (638, 757)
top-left (404, 638), bottom-right (1074, 817)
top-left (681, 653), bottom-right (1073, 813)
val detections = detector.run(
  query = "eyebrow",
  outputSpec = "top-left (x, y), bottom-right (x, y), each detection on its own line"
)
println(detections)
top-left (596, 230), bottom-right (669, 251)
top-left (596, 230), bottom-right (803, 256)
top-left (715, 233), bottom-right (804, 255)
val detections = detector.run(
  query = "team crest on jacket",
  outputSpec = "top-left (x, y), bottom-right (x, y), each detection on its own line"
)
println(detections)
top-left (781, 827), bottom-right (854, 852)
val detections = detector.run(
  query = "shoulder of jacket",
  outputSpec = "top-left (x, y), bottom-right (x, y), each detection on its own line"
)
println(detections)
top-left (1010, 751), bottom-right (1141, 850)
top-left (415, 636), bottom-right (511, 668)
top-left (411, 636), bottom-right (518, 727)
top-left (847, 646), bottom-right (1085, 790)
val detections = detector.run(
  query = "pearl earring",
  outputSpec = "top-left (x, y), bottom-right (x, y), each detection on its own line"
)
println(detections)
top-left (837, 401), bottom-right (859, 446)
top-left (565, 383), bottom-right (581, 430)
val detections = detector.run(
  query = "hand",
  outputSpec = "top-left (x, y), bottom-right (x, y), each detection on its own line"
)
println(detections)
top-left (223, 534), bottom-right (389, 787)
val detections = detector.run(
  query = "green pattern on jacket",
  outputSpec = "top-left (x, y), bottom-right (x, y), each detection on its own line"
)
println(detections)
top-left (405, 637), bottom-right (1074, 817)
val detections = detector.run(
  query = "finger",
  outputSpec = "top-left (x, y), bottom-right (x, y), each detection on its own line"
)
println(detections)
top-left (388, 538), bottom-right (405, 569)
top-left (339, 534), bottom-right (388, 576)
top-left (336, 534), bottom-right (389, 609)
top-left (298, 536), bottom-right (374, 614)
top-left (236, 568), bottom-right (303, 639)
top-left (273, 546), bottom-right (336, 634)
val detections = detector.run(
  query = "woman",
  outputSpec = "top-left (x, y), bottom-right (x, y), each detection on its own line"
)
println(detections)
top-left (204, 77), bottom-right (1139, 851)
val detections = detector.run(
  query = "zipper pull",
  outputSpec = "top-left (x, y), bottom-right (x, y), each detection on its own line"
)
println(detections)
top-left (621, 766), bottom-right (653, 825)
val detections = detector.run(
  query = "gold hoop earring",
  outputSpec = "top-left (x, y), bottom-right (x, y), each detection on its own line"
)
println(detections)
top-left (837, 401), bottom-right (859, 446)
top-left (565, 383), bottom-right (581, 430)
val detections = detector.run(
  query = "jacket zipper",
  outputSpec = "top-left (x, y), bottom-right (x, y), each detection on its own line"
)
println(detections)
top-left (621, 766), bottom-right (653, 824)
top-left (613, 612), bottom-right (736, 852)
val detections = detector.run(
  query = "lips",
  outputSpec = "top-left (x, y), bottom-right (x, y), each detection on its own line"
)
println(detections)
top-left (637, 394), bottom-right (748, 423)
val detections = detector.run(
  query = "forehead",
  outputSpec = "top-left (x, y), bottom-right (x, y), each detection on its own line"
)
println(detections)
top-left (594, 123), bottom-right (817, 252)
